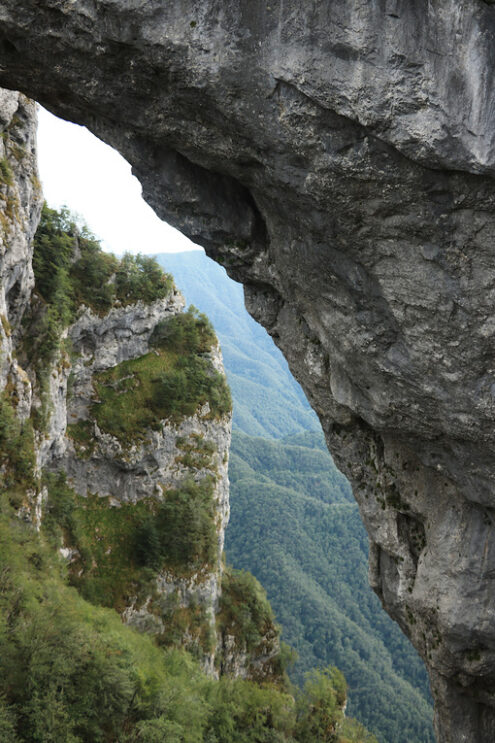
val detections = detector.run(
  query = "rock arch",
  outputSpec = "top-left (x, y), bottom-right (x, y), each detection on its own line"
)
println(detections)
top-left (1, 2), bottom-right (495, 740)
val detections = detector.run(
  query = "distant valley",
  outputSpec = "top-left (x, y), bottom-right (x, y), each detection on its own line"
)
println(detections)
top-left (160, 251), bottom-right (435, 743)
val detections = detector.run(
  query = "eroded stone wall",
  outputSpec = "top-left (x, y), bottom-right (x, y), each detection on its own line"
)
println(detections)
top-left (0, 3), bottom-right (494, 739)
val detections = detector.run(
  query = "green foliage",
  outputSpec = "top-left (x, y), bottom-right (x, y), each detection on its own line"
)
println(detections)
top-left (135, 477), bottom-right (218, 574)
top-left (150, 305), bottom-right (216, 355)
top-left (115, 253), bottom-right (173, 305)
top-left (340, 719), bottom-right (379, 743)
top-left (27, 204), bottom-right (173, 368)
top-left (0, 696), bottom-right (17, 742)
top-left (32, 205), bottom-right (74, 315)
top-left (295, 668), bottom-right (346, 743)
top-left (70, 236), bottom-right (118, 315)
top-left (0, 157), bottom-right (13, 185)
top-left (66, 419), bottom-right (96, 459)
top-left (156, 593), bottom-right (216, 657)
top-left (206, 677), bottom-right (296, 743)
top-left (219, 568), bottom-right (278, 654)
top-left (218, 567), bottom-right (293, 685)
top-left (0, 499), bottom-right (199, 742)
top-left (43, 473), bottom-right (218, 610)
top-left (43, 472), bottom-right (155, 610)
top-left (226, 432), bottom-right (435, 743)
top-left (0, 392), bottom-right (36, 496)
top-left (0, 490), bottom-right (377, 743)
top-left (43, 471), bottom-right (219, 661)
top-left (90, 309), bottom-right (231, 441)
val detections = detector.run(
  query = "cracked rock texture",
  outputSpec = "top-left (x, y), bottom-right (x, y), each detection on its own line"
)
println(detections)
top-left (2, 1), bottom-right (495, 739)
top-left (0, 93), bottom-right (236, 675)
top-left (0, 90), bottom-right (41, 418)
top-left (61, 304), bottom-right (232, 673)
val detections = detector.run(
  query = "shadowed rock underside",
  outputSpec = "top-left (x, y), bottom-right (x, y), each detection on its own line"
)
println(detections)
top-left (0, 1), bottom-right (494, 740)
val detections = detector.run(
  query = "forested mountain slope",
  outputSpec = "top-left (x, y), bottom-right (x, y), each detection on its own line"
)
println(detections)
top-left (161, 251), bottom-right (319, 438)
top-left (227, 432), bottom-right (434, 743)
top-left (163, 250), bottom-right (435, 743)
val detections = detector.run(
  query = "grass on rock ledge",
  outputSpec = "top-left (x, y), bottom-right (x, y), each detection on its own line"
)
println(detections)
top-left (43, 472), bottom-right (219, 611)
top-left (89, 308), bottom-right (232, 442)
top-left (25, 204), bottom-right (175, 372)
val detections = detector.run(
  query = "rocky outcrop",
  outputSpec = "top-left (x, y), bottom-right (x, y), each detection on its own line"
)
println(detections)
top-left (2, 2), bottom-right (495, 738)
top-left (0, 90), bottom-right (41, 419)
top-left (59, 297), bottom-right (231, 673)
top-left (38, 286), bottom-right (232, 673)
top-left (0, 94), bottom-right (235, 675)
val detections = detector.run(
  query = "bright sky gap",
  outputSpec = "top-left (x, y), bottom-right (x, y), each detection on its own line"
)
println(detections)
top-left (37, 106), bottom-right (202, 256)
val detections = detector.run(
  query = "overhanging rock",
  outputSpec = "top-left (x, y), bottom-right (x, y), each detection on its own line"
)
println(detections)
top-left (1, 2), bottom-right (495, 739)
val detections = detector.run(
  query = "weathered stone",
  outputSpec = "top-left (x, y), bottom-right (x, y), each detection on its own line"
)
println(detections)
top-left (0, 90), bottom-right (40, 416)
top-left (1, 2), bottom-right (495, 738)
top-left (55, 294), bottom-right (232, 674)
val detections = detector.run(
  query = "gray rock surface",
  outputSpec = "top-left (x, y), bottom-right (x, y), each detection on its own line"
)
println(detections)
top-left (2, 2), bottom-right (495, 739)
top-left (0, 90), bottom-right (41, 418)
top-left (56, 293), bottom-right (232, 674)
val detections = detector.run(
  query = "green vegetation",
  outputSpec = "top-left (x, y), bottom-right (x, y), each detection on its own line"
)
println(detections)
top-left (218, 567), bottom-right (286, 682)
top-left (43, 472), bottom-right (218, 610)
top-left (156, 591), bottom-right (217, 656)
top-left (226, 432), bottom-right (434, 743)
top-left (0, 490), bottom-right (209, 743)
top-left (295, 667), bottom-right (347, 743)
top-left (219, 568), bottom-right (278, 654)
top-left (0, 391), bottom-right (36, 501)
top-left (134, 477), bottom-right (218, 574)
top-left (0, 157), bottom-right (13, 186)
top-left (43, 472), bottom-right (155, 610)
top-left (0, 486), bottom-right (376, 743)
top-left (88, 307), bottom-right (231, 442)
top-left (1, 312), bottom-right (11, 337)
top-left (66, 419), bottom-right (96, 459)
top-left (115, 252), bottom-right (174, 305)
top-left (149, 305), bottom-right (216, 353)
top-left (26, 204), bottom-right (174, 367)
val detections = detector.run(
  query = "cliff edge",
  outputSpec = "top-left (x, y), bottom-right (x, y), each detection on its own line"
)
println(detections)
top-left (1, 3), bottom-right (494, 738)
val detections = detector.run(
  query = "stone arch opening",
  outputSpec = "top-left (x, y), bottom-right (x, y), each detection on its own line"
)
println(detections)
top-left (1, 3), bottom-right (495, 740)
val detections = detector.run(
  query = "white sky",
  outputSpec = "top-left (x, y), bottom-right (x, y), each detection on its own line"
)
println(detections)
top-left (37, 107), bottom-right (201, 256)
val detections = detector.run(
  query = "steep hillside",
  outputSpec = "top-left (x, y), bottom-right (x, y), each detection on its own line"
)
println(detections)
top-left (0, 91), bottom-right (378, 743)
top-left (226, 432), bottom-right (434, 743)
top-left (161, 251), bottom-right (319, 438)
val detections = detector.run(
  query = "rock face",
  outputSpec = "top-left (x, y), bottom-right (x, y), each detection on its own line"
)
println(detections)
top-left (0, 93), bottom-right (238, 677)
top-left (1, 2), bottom-right (495, 739)
top-left (60, 296), bottom-right (232, 674)
top-left (0, 90), bottom-right (41, 415)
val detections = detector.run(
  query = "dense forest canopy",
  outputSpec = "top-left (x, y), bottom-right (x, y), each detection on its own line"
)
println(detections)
top-left (161, 251), bottom-right (435, 743)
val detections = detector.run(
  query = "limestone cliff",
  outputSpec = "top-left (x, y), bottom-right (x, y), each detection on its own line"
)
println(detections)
top-left (0, 3), bottom-right (494, 740)
top-left (0, 90), bottom-right (270, 681)
top-left (60, 296), bottom-right (231, 674)
top-left (0, 87), bottom-right (382, 743)
top-left (0, 90), bottom-right (40, 415)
